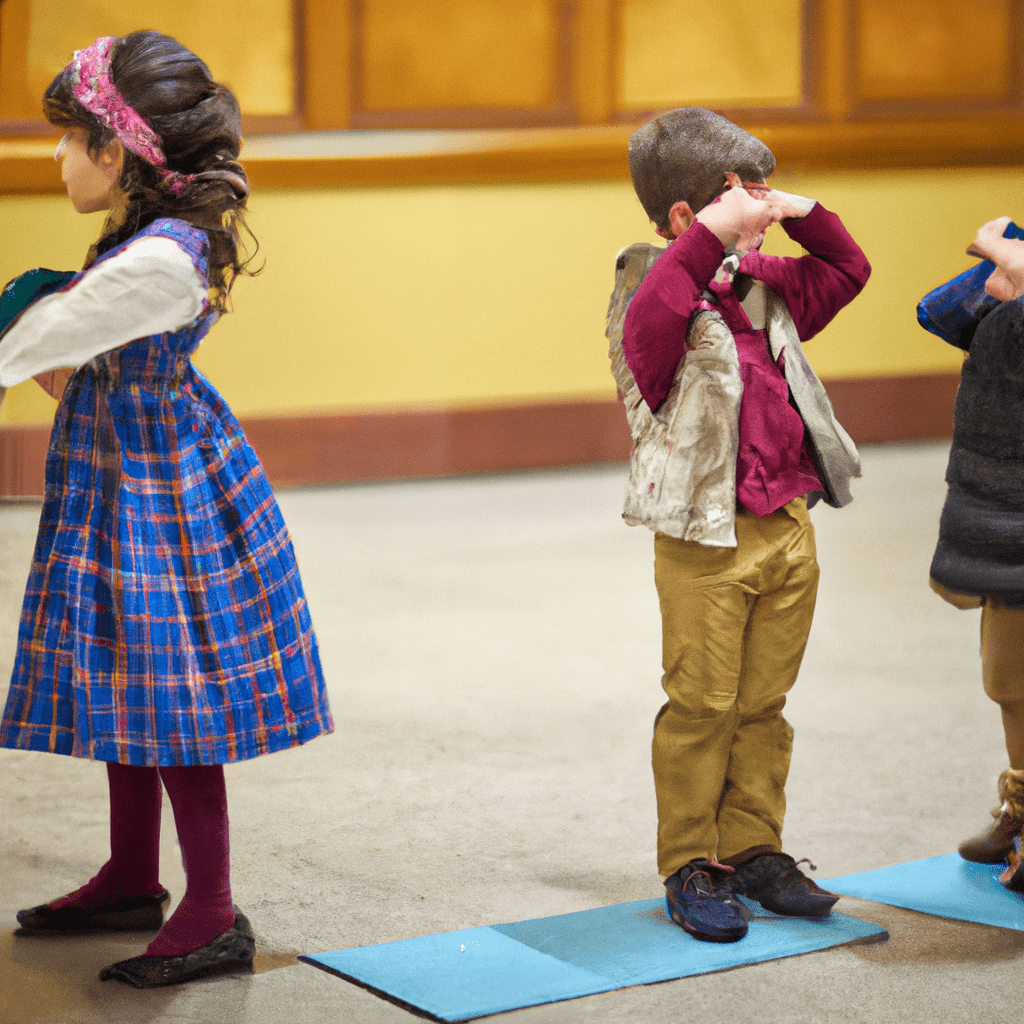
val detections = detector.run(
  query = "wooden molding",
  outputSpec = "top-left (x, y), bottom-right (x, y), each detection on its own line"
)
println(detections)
top-left (0, 420), bottom-right (51, 498)
top-left (0, 0), bottom-right (37, 122)
top-left (242, 398), bottom-right (632, 487)
top-left (5, 114), bottom-right (1024, 196)
top-left (572, 0), bottom-right (616, 125)
top-left (0, 375), bottom-right (958, 498)
top-left (302, 0), bottom-right (354, 130)
top-left (823, 372), bottom-right (958, 444)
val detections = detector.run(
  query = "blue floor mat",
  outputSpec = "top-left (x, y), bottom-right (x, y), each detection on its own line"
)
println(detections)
top-left (822, 852), bottom-right (1024, 929)
top-left (300, 898), bottom-right (886, 1022)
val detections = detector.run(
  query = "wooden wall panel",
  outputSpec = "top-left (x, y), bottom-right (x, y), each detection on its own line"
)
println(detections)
top-left (0, 0), bottom-right (302, 134)
top-left (617, 0), bottom-right (806, 113)
top-left (349, 0), bottom-right (575, 128)
top-left (360, 0), bottom-right (557, 110)
top-left (6, 1), bottom-right (1024, 173)
top-left (853, 0), bottom-right (1017, 110)
top-left (0, 0), bottom-right (42, 127)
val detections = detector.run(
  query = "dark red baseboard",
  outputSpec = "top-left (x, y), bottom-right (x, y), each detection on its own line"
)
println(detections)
top-left (242, 399), bottom-right (633, 487)
top-left (822, 372), bottom-right (959, 445)
top-left (0, 422), bottom-right (51, 499)
top-left (0, 374), bottom-right (959, 498)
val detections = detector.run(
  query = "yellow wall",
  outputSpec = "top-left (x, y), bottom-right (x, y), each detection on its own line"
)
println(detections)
top-left (1, 166), bottom-right (1012, 426)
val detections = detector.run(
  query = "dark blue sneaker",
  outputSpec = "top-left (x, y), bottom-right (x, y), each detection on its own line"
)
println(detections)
top-left (664, 859), bottom-right (748, 942)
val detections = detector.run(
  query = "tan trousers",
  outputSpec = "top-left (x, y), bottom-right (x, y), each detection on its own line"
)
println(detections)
top-left (981, 599), bottom-right (1024, 705)
top-left (980, 598), bottom-right (1024, 770)
top-left (652, 497), bottom-right (819, 877)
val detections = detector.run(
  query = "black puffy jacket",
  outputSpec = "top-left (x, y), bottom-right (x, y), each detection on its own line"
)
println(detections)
top-left (932, 298), bottom-right (1024, 606)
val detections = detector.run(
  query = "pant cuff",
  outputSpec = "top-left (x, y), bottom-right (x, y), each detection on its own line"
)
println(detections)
top-left (718, 844), bottom-right (780, 868)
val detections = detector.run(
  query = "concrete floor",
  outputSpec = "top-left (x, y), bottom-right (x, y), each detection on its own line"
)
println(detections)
top-left (1, 440), bottom-right (1021, 1023)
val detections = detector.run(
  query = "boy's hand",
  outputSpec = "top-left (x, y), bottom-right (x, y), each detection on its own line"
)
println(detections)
top-left (969, 217), bottom-right (1024, 302)
top-left (725, 173), bottom-right (815, 220)
top-left (762, 188), bottom-right (816, 221)
top-left (695, 184), bottom-right (776, 251)
top-left (695, 175), bottom-right (816, 251)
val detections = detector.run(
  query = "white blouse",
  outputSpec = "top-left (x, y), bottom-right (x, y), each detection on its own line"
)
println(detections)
top-left (0, 236), bottom-right (206, 389)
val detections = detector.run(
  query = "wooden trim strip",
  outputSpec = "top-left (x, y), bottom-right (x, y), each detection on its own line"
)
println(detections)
top-left (0, 374), bottom-right (959, 498)
top-left (241, 399), bottom-right (633, 487)
top-left (302, 0), bottom-right (353, 129)
top-left (347, 107), bottom-right (583, 131)
top-left (5, 115), bottom-right (1024, 195)
top-left (0, 421), bottom-right (51, 498)
top-left (0, 151), bottom-right (63, 193)
top-left (572, 0), bottom-right (616, 125)
top-left (824, 372), bottom-right (959, 445)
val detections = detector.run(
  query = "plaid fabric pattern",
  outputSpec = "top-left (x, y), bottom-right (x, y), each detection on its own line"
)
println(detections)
top-left (0, 219), bottom-right (333, 765)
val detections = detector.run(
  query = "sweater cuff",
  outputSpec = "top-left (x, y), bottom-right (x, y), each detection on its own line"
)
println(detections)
top-left (782, 201), bottom-right (833, 245)
top-left (667, 221), bottom-right (726, 288)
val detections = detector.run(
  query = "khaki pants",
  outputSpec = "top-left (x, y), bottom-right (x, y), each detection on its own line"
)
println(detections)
top-left (652, 497), bottom-right (819, 877)
top-left (981, 598), bottom-right (1024, 705)
top-left (979, 599), bottom-right (1024, 771)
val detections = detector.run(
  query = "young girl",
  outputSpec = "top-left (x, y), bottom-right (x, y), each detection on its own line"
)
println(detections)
top-left (0, 32), bottom-right (333, 987)
top-left (922, 215), bottom-right (1024, 894)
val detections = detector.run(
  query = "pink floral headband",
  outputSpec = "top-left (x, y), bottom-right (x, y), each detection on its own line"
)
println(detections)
top-left (70, 36), bottom-right (190, 195)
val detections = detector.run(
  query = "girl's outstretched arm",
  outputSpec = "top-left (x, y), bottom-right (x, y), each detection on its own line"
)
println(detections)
top-left (0, 237), bottom-right (203, 388)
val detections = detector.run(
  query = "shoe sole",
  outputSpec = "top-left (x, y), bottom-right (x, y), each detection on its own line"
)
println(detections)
top-left (755, 895), bottom-right (839, 919)
top-left (1000, 860), bottom-right (1024, 894)
top-left (100, 910), bottom-right (255, 988)
top-left (15, 892), bottom-right (170, 935)
top-left (100, 949), bottom-right (254, 988)
top-left (959, 847), bottom-right (1013, 865)
top-left (681, 919), bottom-right (747, 942)
top-left (666, 902), bottom-right (747, 943)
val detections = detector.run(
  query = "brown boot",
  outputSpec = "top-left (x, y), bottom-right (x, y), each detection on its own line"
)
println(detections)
top-left (959, 768), bottom-right (1024, 864)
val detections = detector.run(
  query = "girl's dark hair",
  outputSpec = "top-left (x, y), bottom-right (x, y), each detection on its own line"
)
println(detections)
top-left (44, 31), bottom-right (258, 311)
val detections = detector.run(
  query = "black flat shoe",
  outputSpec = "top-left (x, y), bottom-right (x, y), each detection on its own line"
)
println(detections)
top-left (16, 890), bottom-right (171, 935)
top-left (730, 853), bottom-right (839, 918)
top-left (99, 909), bottom-right (255, 988)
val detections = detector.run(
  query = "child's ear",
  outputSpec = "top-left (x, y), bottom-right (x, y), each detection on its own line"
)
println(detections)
top-left (97, 139), bottom-right (124, 182)
top-left (668, 201), bottom-right (694, 239)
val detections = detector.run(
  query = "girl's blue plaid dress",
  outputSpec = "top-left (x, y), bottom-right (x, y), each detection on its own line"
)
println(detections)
top-left (0, 219), bottom-right (333, 766)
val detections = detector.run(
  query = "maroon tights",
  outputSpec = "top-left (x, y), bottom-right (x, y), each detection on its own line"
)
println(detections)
top-left (48, 762), bottom-right (235, 956)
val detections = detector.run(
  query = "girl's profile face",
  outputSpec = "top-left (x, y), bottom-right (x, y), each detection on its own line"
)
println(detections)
top-left (54, 128), bottom-right (122, 214)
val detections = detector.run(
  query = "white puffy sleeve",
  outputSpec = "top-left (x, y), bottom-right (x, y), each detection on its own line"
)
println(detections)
top-left (0, 236), bottom-right (206, 388)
